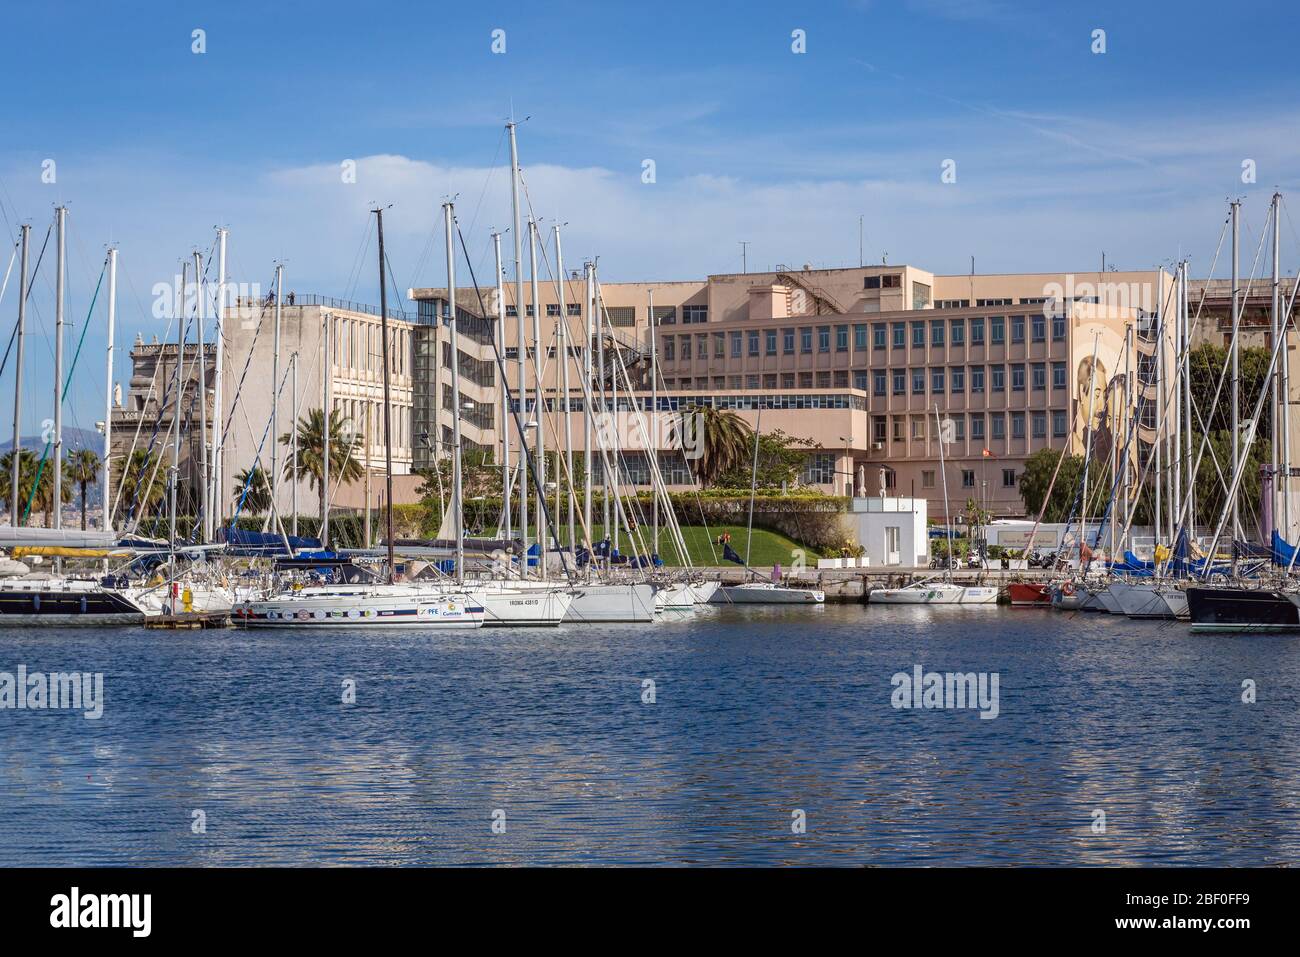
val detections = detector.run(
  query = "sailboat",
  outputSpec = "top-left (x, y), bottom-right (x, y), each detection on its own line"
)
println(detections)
top-left (241, 207), bottom-right (483, 630)
top-left (870, 406), bottom-right (996, 605)
top-left (710, 406), bottom-right (824, 605)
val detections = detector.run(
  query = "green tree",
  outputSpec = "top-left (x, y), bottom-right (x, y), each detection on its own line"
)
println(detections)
top-left (66, 448), bottom-right (101, 530)
top-left (674, 404), bottom-right (753, 487)
top-left (1018, 448), bottom-right (1105, 523)
top-left (232, 465), bottom-right (272, 514)
top-left (280, 407), bottom-right (364, 521)
top-left (0, 449), bottom-right (39, 526)
top-left (715, 428), bottom-right (816, 489)
top-left (118, 448), bottom-right (167, 522)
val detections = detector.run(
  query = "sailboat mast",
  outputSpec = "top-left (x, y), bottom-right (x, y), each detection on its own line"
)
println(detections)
top-left (1230, 200), bottom-right (1241, 554)
top-left (493, 231), bottom-right (511, 542)
top-left (444, 201), bottom-right (465, 579)
top-left (271, 264), bottom-right (283, 515)
top-left (102, 246), bottom-right (117, 532)
top-left (1079, 333), bottom-right (1100, 566)
top-left (53, 206), bottom-right (66, 531)
top-left (290, 353), bottom-right (298, 539)
top-left (10, 224), bottom-right (29, 526)
top-left (211, 227), bottom-right (227, 530)
top-left (322, 310), bottom-right (332, 549)
top-left (194, 250), bottom-right (209, 544)
top-left (169, 261), bottom-right (187, 552)
top-left (528, 218), bottom-right (546, 580)
top-left (649, 288), bottom-right (658, 558)
top-left (375, 208), bottom-right (396, 580)
top-left (583, 262), bottom-right (595, 554)
top-left (934, 405), bottom-right (953, 579)
top-left (1274, 192), bottom-right (1288, 546)
top-left (745, 406), bottom-right (763, 568)
top-left (507, 121), bottom-right (529, 570)
top-left (595, 266), bottom-right (609, 542)
top-left (555, 224), bottom-right (575, 557)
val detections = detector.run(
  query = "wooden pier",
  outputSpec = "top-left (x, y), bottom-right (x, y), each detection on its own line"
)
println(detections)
top-left (144, 611), bottom-right (232, 630)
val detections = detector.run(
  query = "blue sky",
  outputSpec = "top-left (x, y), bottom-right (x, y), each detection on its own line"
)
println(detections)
top-left (1, 0), bottom-right (1297, 431)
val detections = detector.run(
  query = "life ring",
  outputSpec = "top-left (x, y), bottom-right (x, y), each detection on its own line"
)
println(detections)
top-left (1061, 581), bottom-right (1075, 596)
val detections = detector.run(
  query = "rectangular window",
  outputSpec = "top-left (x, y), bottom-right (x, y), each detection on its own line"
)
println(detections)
top-left (1011, 364), bottom-right (1026, 392)
top-left (1052, 315), bottom-right (1066, 341)
top-left (1052, 410), bottom-right (1067, 437)
top-left (864, 275), bottom-right (882, 290)
top-left (765, 330), bottom-right (777, 356)
top-left (970, 366), bottom-right (985, 393)
top-left (816, 371), bottom-right (831, 388)
top-left (781, 372), bottom-right (795, 388)
top-left (871, 324), bottom-right (885, 349)
top-left (991, 365), bottom-right (1005, 392)
top-left (892, 322), bottom-right (906, 349)
top-left (893, 417), bottom-right (904, 441)
top-left (836, 325), bottom-right (849, 352)
top-left (763, 373), bottom-right (777, 389)
top-left (682, 304), bottom-right (708, 324)
top-left (1032, 362), bottom-right (1046, 390)
top-left (713, 332), bottom-right (726, 359)
top-left (731, 331), bottom-right (743, 358)
top-left (783, 328), bottom-right (795, 354)
top-left (1032, 412), bottom-right (1047, 438)
top-left (950, 319), bottom-right (965, 347)
top-left (931, 320), bottom-right (945, 347)
top-left (892, 369), bottom-right (906, 395)
top-left (1031, 314), bottom-right (1046, 342)
top-left (696, 334), bottom-right (708, 360)
top-left (962, 469), bottom-right (975, 488)
top-left (662, 338), bottom-right (674, 361)
top-left (1003, 468), bottom-right (1017, 488)
top-left (971, 415), bottom-right (985, 441)
top-left (990, 316), bottom-right (1005, 345)
top-left (833, 369), bottom-right (849, 388)
top-left (931, 368), bottom-right (945, 393)
top-left (680, 335), bottom-right (691, 360)
top-left (748, 330), bottom-right (760, 356)
top-left (606, 305), bottom-right (635, 326)
top-left (1011, 315), bottom-right (1026, 344)
top-left (1011, 412), bottom-right (1026, 439)
top-left (912, 368), bottom-right (925, 394)
top-left (970, 317), bottom-right (985, 345)
top-left (991, 415), bottom-right (1005, 440)
top-left (912, 322), bottom-right (925, 348)
top-left (873, 416), bottom-right (887, 443)
top-left (953, 415), bottom-right (966, 441)
top-left (651, 304), bottom-right (672, 323)
top-left (912, 417), bottom-right (926, 440)
top-left (801, 328), bottom-right (813, 353)
top-left (872, 370), bottom-right (886, 395)
top-left (818, 326), bottom-right (831, 353)
top-left (546, 303), bottom-right (561, 317)
top-left (799, 371), bottom-right (813, 388)
top-left (922, 470), bottom-right (935, 488)
top-left (746, 374), bottom-right (760, 389)
top-left (882, 274), bottom-right (901, 288)
top-left (1052, 362), bottom-right (1066, 389)
top-left (950, 367), bottom-right (965, 393)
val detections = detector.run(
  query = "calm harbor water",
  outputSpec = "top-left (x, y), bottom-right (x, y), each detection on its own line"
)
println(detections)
top-left (2, 604), bottom-right (1298, 866)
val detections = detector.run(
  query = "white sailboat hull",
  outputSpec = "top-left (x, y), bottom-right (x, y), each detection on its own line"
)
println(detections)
top-left (1110, 581), bottom-right (1175, 619)
top-left (869, 583), bottom-right (997, 605)
top-left (685, 580), bottom-right (721, 604)
top-left (236, 583), bottom-right (484, 629)
top-left (471, 583), bottom-right (574, 626)
top-left (1095, 585), bottom-right (1124, 615)
top-left (653, 582), bottom-right (695, 611)
top-left (565, 582), bottom-right (657, 622)
top-left (713, 582), bottom-right (825, 604)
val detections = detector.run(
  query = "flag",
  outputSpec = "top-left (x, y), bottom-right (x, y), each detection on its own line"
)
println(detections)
top-left (722, 543), bottom-right (746, 565)
top-left (982, 448), bottom-right (995, 458)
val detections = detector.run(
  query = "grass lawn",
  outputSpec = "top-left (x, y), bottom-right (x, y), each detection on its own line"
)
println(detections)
top-left (512, 523), bottom-right (819, 567)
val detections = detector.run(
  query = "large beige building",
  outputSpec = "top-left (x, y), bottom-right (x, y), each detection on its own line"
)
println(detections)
top-left (414, 263), bottom-right (1171, 519)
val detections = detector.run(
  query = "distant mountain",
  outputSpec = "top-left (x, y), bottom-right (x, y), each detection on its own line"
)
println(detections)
top-left (0, 427), bottom-right (103, 455)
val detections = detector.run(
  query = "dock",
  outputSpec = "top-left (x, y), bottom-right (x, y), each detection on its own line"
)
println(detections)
top-left (144, 611), bottom-right (232, 630)
top-left (701, 566), bottom-right (1051, 603)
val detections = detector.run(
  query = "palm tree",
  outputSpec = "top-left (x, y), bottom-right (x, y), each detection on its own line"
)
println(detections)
top-left (280, 407), bottom-right (364, 521)
top-left (66, 448), bottom-right (101, 530)
top-left (674, 403), bottom-right (753, 486)
top-left (27, 457), bottom-right (72, 528)
top-left (0, 449), bottom-right (40, 526)
top-left (232, 465), bottom-right (272, 514)
top-left (117, 448), bottom-right (167, 524)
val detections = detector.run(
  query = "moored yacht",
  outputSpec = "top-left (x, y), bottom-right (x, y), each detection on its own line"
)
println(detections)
top-left (868, 580), bottom-right (997, 605)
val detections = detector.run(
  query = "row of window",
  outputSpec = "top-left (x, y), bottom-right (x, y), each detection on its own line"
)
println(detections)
top-left (873, 362), bottom-right (1068, 396)
top-left (660, 314), bottom-right (1066, 362)
top-left (870, 409), bottom-right (1069, 445)
top-left (511, 392), bottom-right (869, 413)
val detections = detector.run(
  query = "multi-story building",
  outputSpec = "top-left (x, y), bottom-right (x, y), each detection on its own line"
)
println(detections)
top-left (413, 263), bottom-right (1171, 518)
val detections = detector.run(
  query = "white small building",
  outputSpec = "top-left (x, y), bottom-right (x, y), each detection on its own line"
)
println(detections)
top-left (850, 496), bottom-right (929, 568)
